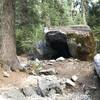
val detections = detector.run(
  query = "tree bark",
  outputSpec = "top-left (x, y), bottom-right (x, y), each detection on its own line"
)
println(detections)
top-left (20, 0), bottom-right (30, 25)
top-left (0, 0), bottom-right (20, 70)
top-left (81, 0), bottom-right (87, 25)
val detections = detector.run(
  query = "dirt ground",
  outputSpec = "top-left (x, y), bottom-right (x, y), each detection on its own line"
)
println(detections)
top-left (0, 57), bottom-right (100, 100)
top-left (0, 68), bottom-right (28, 88)
top-left (43, 59), bottom-right (100, 100)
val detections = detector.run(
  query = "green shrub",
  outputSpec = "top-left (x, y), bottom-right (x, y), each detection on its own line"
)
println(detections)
top-left (16, 25), bottom-right (44, 55)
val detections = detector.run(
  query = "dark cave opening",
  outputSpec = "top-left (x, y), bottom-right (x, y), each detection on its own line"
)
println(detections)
top-left (46, 31), bottom-right (72, 59)
top-left (50, 41), bottom-right (71, 59)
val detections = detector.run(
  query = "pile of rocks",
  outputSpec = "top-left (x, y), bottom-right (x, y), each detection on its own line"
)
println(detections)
top-left (0, 67), bottom-right (91, 100)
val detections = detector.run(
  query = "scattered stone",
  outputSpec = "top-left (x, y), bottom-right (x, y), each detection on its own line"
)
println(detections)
top-left (42, 63), bottom-right (46, 66)
top-left (52, 94), bottom-right (67, 100)
top-left (0, 95), bottom-right (14, 100)
top-left (59, 78), bottom-right (67, 84)
top-left (34, 58), bottom-right (40, 66)
top-left (35, 58), bottom-right (40, 63)
top-left (66, 79), bottom-right (76, 87)
top-left (3, 88), bottom-right (25, 100)
top-left (56, 57), bottom-right (65, 61)
top-left (71, 75), bottom-right (78, 82)
top-left (88, 86), bottom-right (97, 90)
top-left (3, 71), bottom-right (10, 77)
top-left (55, 92), bottom-right (91, 100)
top-left (37, 75), bottom-right (62, 97)
top-left (26, 96), bottom-right (52, 100)
top-left (28, 70), bottom-right (36, 75)
top-left (85, 90), bottom-right (90, 95)
top-left (48, 89), bottom-right (56, 96)
top-left (59, 78), bottom-right (76, 87)
top-left (68, 58), bottom-right (74, 62)
top-left (34, 40), bottom-right (55, 60)
top-left (39, 68), bottom-right (56, 75)
top-left (22, 75), bottom-right (40, 87)
top-left (75, 59), bottom-right (79, 62)
top-left (49, 60), bottom-right (56, 63)
top-left (20, 63), bottom-right (27, 68)
top-left (22, 85), bottom-right (37, 97)
top-left (47, 62), bottom-right (53, 65)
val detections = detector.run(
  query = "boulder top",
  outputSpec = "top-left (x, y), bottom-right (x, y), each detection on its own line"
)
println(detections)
top-left (44, 25), bottom-right (91, 36)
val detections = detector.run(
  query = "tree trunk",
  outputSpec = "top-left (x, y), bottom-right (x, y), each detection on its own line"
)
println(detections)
top-left (81, 0), bottom-right (87, 25)
top-left (0, 0), bottom-right (20, 70)
top-left (20, 0), bottom-right (30, 25)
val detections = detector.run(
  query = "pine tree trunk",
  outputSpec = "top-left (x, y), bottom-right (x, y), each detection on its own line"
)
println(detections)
top-left (0, 0), bottom-right (20, 70)
top-left (20, 0), bottom-right (30, 25)
top-left (81, 0), bottom-right (87, 25)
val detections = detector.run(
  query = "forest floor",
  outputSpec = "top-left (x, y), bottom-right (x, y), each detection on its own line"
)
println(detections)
top-left (42, 59), bottom-right (100, 100)
top-left (0, 56), bottom-right (100, 100)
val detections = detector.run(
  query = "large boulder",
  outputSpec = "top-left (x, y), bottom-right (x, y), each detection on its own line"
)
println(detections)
top-left (32, 40), bottom-right (55, 60)
top-left (45, 31), bottom-right (71, 58)
top-left (45, 25), bottom-right (96, 61)
top-left (94, 54), bottom-right (100, 77)
top-left (37, 75), bottom-right (62, 97)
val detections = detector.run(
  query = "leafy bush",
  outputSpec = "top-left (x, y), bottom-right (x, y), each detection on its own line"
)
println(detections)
top-left (92, 26), bottom-right (100, 53)
top-left (16, 25), bottom-right (44, 54)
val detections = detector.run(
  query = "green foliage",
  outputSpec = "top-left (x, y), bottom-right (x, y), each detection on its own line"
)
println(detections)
top-left (15, 0), bottom-right (68, 54)
top-left (15, 0), bottom-right (100, 54)
top-left (16, 25), bottom-right (44, 54)
top-left (87, 1), bottom-right (100, 52)
top-left (16, 0), bottom-right (44, 54)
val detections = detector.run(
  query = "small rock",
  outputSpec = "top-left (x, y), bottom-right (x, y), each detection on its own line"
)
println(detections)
top-left (0, 95), bottom-right (13, 100)
top-left (22, 85), bottom-right (37, 97)
top-left (37, 75), bottom-right (62, 97)
top-left (3, 71), bottom-right (10, 77)
top-left (48, 89), bottom-right (56, 96)
top-left (35, 58), bottom-right (40, 62)
top-left (75, 59), bottom-right (79, 62)
top-left (71, 75), bottom-right (78, 82)
top-left (29, 70), bottom-right (36, 75)
top-left (59, 78), bottom-right (67, 84)
top-left (42, 63), bottom-right (46, 66)
top-left (57, 92), bottom-right (91, 100)
top-left (88, 86), bottom-right (97, 90)
top-left (39, 68), bottom-right (56, 75)
top-left (3, 88), bottom-right (25, 100)
top-left (85, 90), bottom-right (90, 95)
top-left (22, 75), bottom-right (40, 87)
top-left (26, 96), bottom-right (52, 100)
top-left (59, 78), bottom-right (75, 87)
top-left (56, 57), bottom-right (65, 61)
top-left (68, 58), bottom-right (74, 62)
top-left (47, 62), bottom-right (53, 65)
top-left (33, 58), bottom-right (41, 66)
top-left (66, 79), bottom-right (76, 87)
top-left (49, 60), bottom-right (56, 63)
top-left (20, 63), bottom-right (27, 68)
